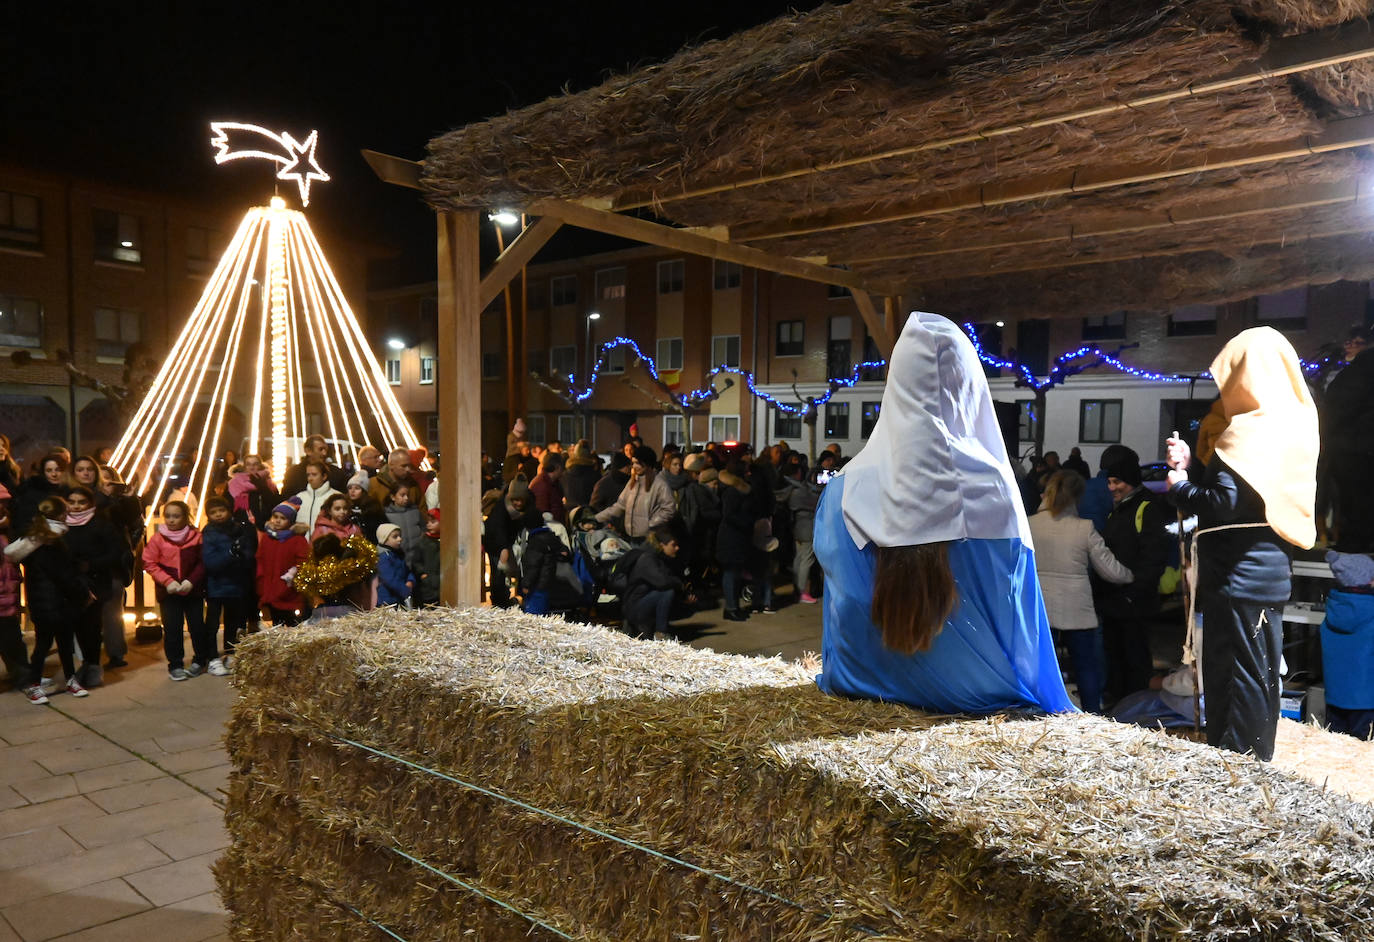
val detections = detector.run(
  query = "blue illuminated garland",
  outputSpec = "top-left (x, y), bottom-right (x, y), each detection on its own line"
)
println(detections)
top-left (562, 330), bottom-right (1336, 415)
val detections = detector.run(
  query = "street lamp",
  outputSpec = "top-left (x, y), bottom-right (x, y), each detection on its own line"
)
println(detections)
top-left (584, 311), bottom-right (601, 386)
top-left (488, 209), bottom-right (520, 227)
top-left (386, 338), bottom-right (406, 350)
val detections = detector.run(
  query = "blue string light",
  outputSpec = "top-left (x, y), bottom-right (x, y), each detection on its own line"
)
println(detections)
top-left (562, 330), bottom-right (1338, 414)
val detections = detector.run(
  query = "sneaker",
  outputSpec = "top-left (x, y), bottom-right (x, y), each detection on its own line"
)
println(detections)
top-left (105, 657), bottom-right (128, 669)
top-left (185, 663), bottom-right (205, 678)
top-left (25, 685), bottom-right (49, 705)
top-left (723, 608), bottom-right (750, 622)
top-left (799, 593), bottom-right (819, 604)
top-left (169, 668), bottom-right (190, 682)
top-left (65, 677), bottom-right (89, 698)
top-left (207, 658), bottom-right (229, 677)
top-left (755, 605), bottom-right (778, 615)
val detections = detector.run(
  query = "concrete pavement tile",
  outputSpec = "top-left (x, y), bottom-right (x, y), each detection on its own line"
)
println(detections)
top-left (28, 740), bottom-right (133, 778)
top-left (155, 746), bottom-right (228, 775)
top-left (71, 761), bottom-right (162, 795)
top-left (7, 736), bottom-right (104, 764)
top-left (85, 777), bottom-right (199, 815)
top-left (0, 914), bottom-right (19, 941)
top-left (0, 877), bottom-right (150, 941)
top-left (150, 730), bottom-right (224, 755)
top-left (0, 827), bottom-right (83, 873)
top-left (48, 693), bottom-right (146, 718)
top-left (9, 778), bottom-right (77, 806)
top-left (0, 839), bottom-right (170, 908)
top-left (0, 760), bottom-right (50, 788)
top-left (144, 819), bottom-right (228, 861)
top-left (123, 850), bottom-right (218, 906)
top-left (0, 787), bottom-right (27, 812)
top-left (43, 891), bottom-right (225, 942)
top-left (71, 712), bottom-right (191, 742)
top-left (60, 796), bottom-right (214, 850)
top-left (0, 715), bottom-right (75, 747)
top-left (0, 797), bottom-right (104, 841)
top-left (176, 766), bottom-right (230, 802)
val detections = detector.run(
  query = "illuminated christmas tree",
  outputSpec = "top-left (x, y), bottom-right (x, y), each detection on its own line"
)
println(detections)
top-left (111, 123), bottom-right (422, 521)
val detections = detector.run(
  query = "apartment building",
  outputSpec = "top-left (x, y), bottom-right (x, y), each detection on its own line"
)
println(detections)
top-left (0, 163), bottom-right (374, 468)
top-left (371, 244), bottom-right (1368, 465)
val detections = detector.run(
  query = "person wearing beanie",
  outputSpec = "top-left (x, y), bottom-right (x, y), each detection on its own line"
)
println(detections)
top-left (374, 522), bottom-right (415, 608)
top-left (1093, 444), bottom-right (1169, 707)
top-left (257, 499), bottom-right (310, 626)
top-left (595, 445), bottom-right (675, 542)
top-left (409, 509), bottom-right (441, 606)
top-left (1078, 443), bottom-right (1133, 534)
top-left (483, 477), bottom-right (541, 607)
top-left (530, 452), bottom-right (567, 526)
top-left (589, 452), bottom-right (631, 513)
top-left (562, 441), bottom-right (601, 511)
top-left (346, 471), bottom-right (385, 540)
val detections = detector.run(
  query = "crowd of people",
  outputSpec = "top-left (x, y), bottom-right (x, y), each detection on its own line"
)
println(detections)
top-left (0, 435), bottom-right (442, 702)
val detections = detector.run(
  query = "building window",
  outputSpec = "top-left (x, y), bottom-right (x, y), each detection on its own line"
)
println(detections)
top-left (1080, 399), bottom-right (1123, 444)
top-left (711, 334), bottom-right (741, 369)
top-left (595, 267), bottom-right (626, 302)
top-left (1016, 399), bottom-right (1040, 443)
top-left (0, 295), bottom-right (43, 347)
top-left (775, 320), bottom-right (804, 357)
top-left (1167, 303), bottom-right (1218, 337)
top-left (774, 412), bottom-right (802, 440)
top-left (419, 356), bottom-right (434, 384)
top-left (93, 306), bottom-right (141, 359)
top-left (550, 345), bottom-right (577, 379)
top-left (482, 353), bottom-right (502, 380)
top-left (824, 402), bottom-right (850, 439)
top-left (657, 259), bottom-right (684, 294)
top-left (709, 414), bottom-right (740, 442)
top-left (426, 415), bottom-right (440, 449)
top-left (828, 316), bottom-right (852, 378)
top-left (558, 414), bottom-right (585, 444)
top-left (859, 335), bottom-right (887, 381)
top-left (1082, 312), bottom-right (1126, 341)
top-left (0, 191), bottom-right (41, 250)
top-left (526, 415), bottom-right (546, 445)
top-left (663, 414), bottom-right (687, 446)
top-left (385, 357), bottom-right (402, 385)
top-left (93, 209), bottom-right (142, 264)
top-left (602, 345), bottom-right (627, 374)
top-left (860, 401), bottom-right (881, 438)
top-left (656, 337), bottom-right (683, 371)
top-left (713, 260), bottom-right (741, 290)
top-left (1255, 287), bottom-right (1307, 331)
top-left (185, 226), bottom-right (219, 275)
top-left (551, 275), bottom-right (578, 307)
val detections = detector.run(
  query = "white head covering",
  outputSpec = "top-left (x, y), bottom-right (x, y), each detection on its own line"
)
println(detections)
top-left (840, 312), bottom-right (1030, 550)
top-left (1209, 327), bottom-right (1318, 549)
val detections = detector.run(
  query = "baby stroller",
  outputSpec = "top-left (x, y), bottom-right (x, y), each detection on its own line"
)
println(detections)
top-left (568, 507), bottom-right (632, 623)
top-left (513, 514), bottom-right (589, 618)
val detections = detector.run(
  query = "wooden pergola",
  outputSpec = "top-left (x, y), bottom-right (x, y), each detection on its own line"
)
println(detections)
top-left (366, 0), bottom-right (1374, 604)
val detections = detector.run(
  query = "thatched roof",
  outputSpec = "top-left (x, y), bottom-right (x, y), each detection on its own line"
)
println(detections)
top-left (424, 0), bottom-right (1374, 319)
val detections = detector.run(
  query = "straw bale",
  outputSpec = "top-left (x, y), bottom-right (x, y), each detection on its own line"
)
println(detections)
top-left (221, 608), bottom-right (1374, 941)
top-left (1273, 718), bottom-right (1374, 804)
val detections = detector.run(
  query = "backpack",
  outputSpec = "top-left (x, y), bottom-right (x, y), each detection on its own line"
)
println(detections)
top-left (604, 547), bottom-right (646, 597)
top-left (1133, 500), bottom-right (1183, 595)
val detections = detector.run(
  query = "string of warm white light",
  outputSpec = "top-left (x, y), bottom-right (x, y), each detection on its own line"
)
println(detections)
top-left (110, 199), bottom-right (424, 524)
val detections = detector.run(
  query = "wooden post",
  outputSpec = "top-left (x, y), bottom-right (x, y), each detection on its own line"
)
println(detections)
top-left (436, 210), bottom-right (483, 605)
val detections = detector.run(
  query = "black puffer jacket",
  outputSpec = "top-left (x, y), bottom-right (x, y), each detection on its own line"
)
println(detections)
top-left (716, 472), bottom-right (755, 569)
top-left (11, 475), bottom-right (63, 536)
top-left (623, 548), bottom-right (683, 612)
top-left (63, 516), bottom-right (130, 602)
top-left (18, 540), bottom-right (88, 623)
top-left (1094, 487), bottom-right (1169, 618)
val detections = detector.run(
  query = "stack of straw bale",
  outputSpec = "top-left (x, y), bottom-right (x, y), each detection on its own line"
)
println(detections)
top-left (217, 607), bottom-right (1374, 941)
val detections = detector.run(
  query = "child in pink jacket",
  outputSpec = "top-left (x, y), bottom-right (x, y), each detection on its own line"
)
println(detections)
top-left (142, 500), bottom-right (209, 681)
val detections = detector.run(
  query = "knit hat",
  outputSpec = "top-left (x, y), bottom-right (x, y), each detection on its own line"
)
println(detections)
top-left (683, 453), bottom-right (709, 473)
top-left (1101, 447), bottom-right (1142, 487)
top-left (408, 448), bottom-right (428, 470)
top-left (427, 508), bottom-right (440, 522)
top-left (375, 523), bottom-right (401, 545)
top-left (271, 497), bottom-right (301, 523)
top-left (699, 468), bottom-right (719, 484)
top-left (507, 475), bottom-right (532, 502)
top-left (633, 445), bottom-right (658, 469)
top-left (609, 452), bottom-right (631, 472)
top-left (347, 470), bottom-right (369, 491)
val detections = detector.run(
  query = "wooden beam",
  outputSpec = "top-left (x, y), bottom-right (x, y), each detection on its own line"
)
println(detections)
top-left (524, 198), bottom-right (876, 292)
top-left (734, 113), bottom-right (1374, 242)
top-left (835, 179), bottom-right (1365, 266)
top-left (883, 297), bottom-right (898, 342)
top-left (850, 290), bottom-right (893, 359)
top-left (361, 149), bottom-right (423, 189)
top-left (611, 18), bottom-right (1374, 212)
top-left (436, 210), bottom-right (484, 606)
top-left (479, 215), bottom-right (563, 309)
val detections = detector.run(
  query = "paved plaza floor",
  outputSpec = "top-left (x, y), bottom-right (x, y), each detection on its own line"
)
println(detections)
top-left (0, 596), bottom-right (824, 941)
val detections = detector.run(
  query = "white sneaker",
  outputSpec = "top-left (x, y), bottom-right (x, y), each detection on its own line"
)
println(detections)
top-left (207, 658), bottom-right (229, 677)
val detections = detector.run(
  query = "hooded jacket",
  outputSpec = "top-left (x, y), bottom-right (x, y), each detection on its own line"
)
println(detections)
top-left (292, 482), bottom-right (340, 540)
top-left (716, 471), bottom-right (756, 568)
top-left (256, 527), bottom-right (310, 610)
top-left (202, 517), bottom-right (258, 598)
top-left (595, 471), bottom-right (675, 539)
top-left (142, 525), bottom-right (206, 600)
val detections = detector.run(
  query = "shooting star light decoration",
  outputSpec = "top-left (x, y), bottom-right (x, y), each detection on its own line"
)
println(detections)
top-left (210, 121), bottom-right (330, 206)
top-left (110, 124), bottom-right (421, 524)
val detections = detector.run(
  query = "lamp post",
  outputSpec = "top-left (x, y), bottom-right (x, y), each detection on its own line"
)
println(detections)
top-left (583, 311), bottom-right (601, 444)
top-left (489, 210), bottom-right (523, 431)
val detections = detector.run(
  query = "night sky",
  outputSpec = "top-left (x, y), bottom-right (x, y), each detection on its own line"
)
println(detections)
top-left (4, 2), bottom-right (826, 284)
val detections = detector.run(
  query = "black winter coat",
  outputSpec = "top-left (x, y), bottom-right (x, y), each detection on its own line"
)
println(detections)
top-left (562, 463), bottom-right (600, 511)
top-left (1094, 487), bottom-right (1169, 618)
top-left (21, 540), bottom-right (88, 624)
top-left (408, 536), bottom-right (441, 605)
top-left (1167, 458), bottom-right (1291, 603)
top-left (11, 476), bottom-right (62, 536)
top-left (202, 519), bottom-right (258, 598)
top-left (716, 480), bottom-right (756, 569)
top-left (63, 517), bottom-right (130, 602)
top-left (623, 549), bottom-right (683, 611)
top-left (589, 470), bottom-right (629, 513)
top-left (484, 499), bottom-right (541, 554)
